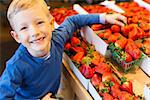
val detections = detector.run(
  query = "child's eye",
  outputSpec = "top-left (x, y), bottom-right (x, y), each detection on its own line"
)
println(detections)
top-left (20, 27), bottom-right (27, 31)
top-left (37, 21), bottom-right (44, 25)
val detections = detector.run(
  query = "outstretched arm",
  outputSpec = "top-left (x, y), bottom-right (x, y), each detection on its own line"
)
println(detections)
top-left (52, 13), bottom-right (126, 46)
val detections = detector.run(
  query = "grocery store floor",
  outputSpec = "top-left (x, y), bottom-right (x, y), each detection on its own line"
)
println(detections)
top-left (0, 1), bottom-right (87, 100)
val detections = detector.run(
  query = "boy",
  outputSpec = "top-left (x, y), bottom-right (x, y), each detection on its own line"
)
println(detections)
top-left (0, 0), bottom-right (126, 99)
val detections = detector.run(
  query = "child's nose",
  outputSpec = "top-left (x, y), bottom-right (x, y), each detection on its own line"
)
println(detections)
top-left (30, 25), bottom-right (40, 37)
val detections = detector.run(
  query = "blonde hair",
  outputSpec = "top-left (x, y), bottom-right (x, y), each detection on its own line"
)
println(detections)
top-left (7, 0), bottom-right (50, 29)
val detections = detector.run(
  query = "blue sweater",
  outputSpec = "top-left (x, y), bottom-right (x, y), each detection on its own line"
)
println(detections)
top-left (0, 14), bottom-right (102, 99)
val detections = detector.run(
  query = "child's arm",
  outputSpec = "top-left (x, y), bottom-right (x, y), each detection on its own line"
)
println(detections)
top-left (53, 13), bottom-right (126, 46)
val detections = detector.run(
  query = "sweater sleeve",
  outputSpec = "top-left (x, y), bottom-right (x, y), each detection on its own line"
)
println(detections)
top-left (52, 14), bottom-right (104, 47)
top-left (0, 63), bottom-right (22, 99)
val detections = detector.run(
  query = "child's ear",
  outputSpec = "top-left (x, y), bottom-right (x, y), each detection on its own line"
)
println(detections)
top-left (50, 17), bottom-right (54, 31)
top-left (10, 31), bottom-right (21, 43)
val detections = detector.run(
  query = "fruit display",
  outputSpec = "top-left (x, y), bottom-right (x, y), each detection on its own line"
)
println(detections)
top-left (64, 31), bottom-right (142, 99)
top-left (51, 1), bottom-right (150, 99)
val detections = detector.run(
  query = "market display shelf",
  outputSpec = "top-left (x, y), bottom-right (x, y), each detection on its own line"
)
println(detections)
top-left (53, 4), bottom-right (150, 99)
top-left (73, 3), bottom-right (150, 76)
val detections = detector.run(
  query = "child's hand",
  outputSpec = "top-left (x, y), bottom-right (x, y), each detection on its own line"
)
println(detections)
top-left (105, 13), bottom-right (127, 27)
top-left (41, 93), bottom-right (56, 100)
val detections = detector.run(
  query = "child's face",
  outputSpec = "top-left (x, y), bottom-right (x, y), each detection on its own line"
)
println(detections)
top-left (11, 6), bottom-right (53, 57)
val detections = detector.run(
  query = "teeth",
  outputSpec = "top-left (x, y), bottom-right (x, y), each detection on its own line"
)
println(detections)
top-left (30, 37), bottom-right (44, 43)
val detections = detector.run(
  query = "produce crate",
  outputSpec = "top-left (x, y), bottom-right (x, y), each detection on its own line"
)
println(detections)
top-left (111, 51), bottom-right (145, 71)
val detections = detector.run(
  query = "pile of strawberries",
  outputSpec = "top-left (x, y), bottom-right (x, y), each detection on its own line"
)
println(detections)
top-left (50, 7), bottom-right (77, 24)
top-left (64, 32), bottom-right (141, 100)
top-left (97, 25), bottom-right (142, 65)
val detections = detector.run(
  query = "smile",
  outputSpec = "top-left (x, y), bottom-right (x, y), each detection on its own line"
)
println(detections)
top-left (30, 37), bottom-right (45, 43)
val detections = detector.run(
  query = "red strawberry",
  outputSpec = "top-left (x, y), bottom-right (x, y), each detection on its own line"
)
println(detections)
top-left (118, 91), bottom-right (133, 100)
top-left (64, 43), bottom-right (71, 50)
top-left (128, 25), bottom-right (138, 40)
top-left (71, 46), bottom-right (84, 53)
top-left (97, 32), bottom-right (104, 38)
top-left (91, 51), bottom-right (104, 66)
top-left (121, 25), bottom-right (131, 37)
top-left (136, 27), bottom-right (145, 39)
top-left (108, 34), bottom-right (119, 43)
top-left (91, 74), bottom-right (101, 86)
top-left (111, 83), bottom-right (121, 98)
top-left (70, 36), bottom-right (81, 46)
top-left (72, 52), bottom-right (84, 63)
top-left (91, 24), bottom-right (104, 31)
top-left (134, 42), bottom-right (143, 49)
top-left (114, 32), bottom-right (122, 37)
top-left (111, 25), bottom-right (121, 33)
top-left (115, 37), bottom-right (127, 49)
top-left (103, 29), bottom-right (112, 39)
top-left (79, 64), bottom-right (94, 79)
top-left (125, 39), bottom-right (141, 60)
top-left (120, 81), bottom-right (133, 95)
top-left (125, 52), bottom-right (133, 63)
top-left (81, 41), bottom-right (87, 50)
top-left (95, 62), bottom-right (111, 75)
top-left (98, 82), bottom-right (110, 96)
top-left (103, 93), bottom-right (114, 100)
top-left (102, 72), bottom-right (115, 82)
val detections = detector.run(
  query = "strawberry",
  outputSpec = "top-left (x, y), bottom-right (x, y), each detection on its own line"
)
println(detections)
top-left (128, 27), bottom-right (137, 40)
top-left (71, 46), bottom-right (84, 53)
top-left (102, 72), bottom-right (115, 82)
top-left (114, 32), bottom-right (122, 37)
top-left (95, 62), bottom-right (111, 75)
top-left (111, 25), bottom-right (121, 33)
top-left (111, 83), bottom-right (121, 98)
top-left (64, 42), bottom-right (71, 50)
top-left (118, 91), bottom-right (133, 100)
top-left (120, 81), bottom-right (133, 95)
top-left (125, 39), bottom-right (141, 60)
top-left (115, 37), bottom-right (127, 49)
top-left (108, 34), bottom-right (119, 43)
top-left (121, 25), bottom-right (131, 37)
top-left (79, 64), bottom-right (94, 79)
top-left (98, 82), bottom-right (110, 96)
top-left (125, 52), bottom-right (133, 63)
top-left (120, 77), bottom-right (133, 95)
top-left (97, 32), bottom-right (104, 38)
top-left (72, 52), bottom-right (84, 63)
top-left (103, 29), bottom-right (112, 39)
top-left (103, 93), bottom-right (114, 100)
top-left (91, 24), bottom-right (104, 31)
top-left (81, 41), bottom-right (87, 50)
top-left (91, 51), bottom-right (104, 66)
top-left (91, 74), bottom-right (101, 87)
top-left (134, 41), bottom-right (143, 49)
top-left (70, 36), bottom-right (81, 46)
top-left (136, 26), bottom-right (145, 39)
